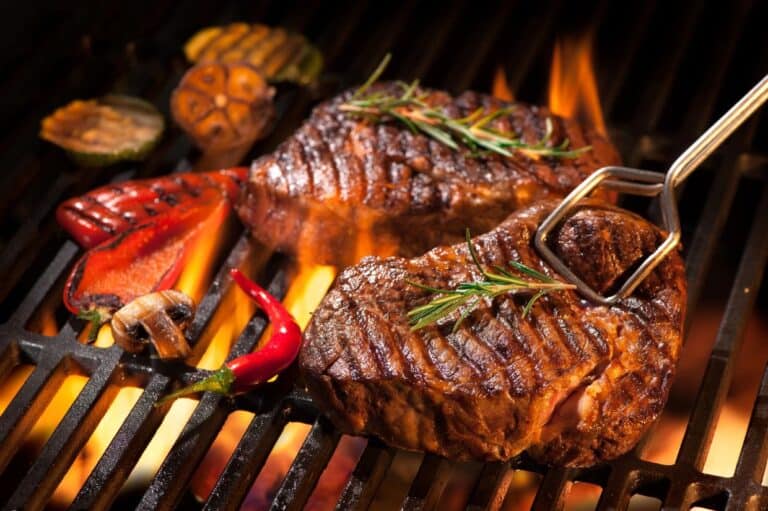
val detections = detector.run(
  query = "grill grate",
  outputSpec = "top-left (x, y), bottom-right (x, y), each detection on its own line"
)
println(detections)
top-left (0, 1), bottom-right (767, 510)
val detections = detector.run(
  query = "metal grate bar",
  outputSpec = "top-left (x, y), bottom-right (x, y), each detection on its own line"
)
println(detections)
top-left (335, 439), bottom-right (395, 511)
top-left (5, 351), bottom-right (120, 511)
top-left (0, 174), bottom-right (73, 289)
top-left (594, 467), bottom-right (636, 511)
top-left (136, 270), bottom-right (285, 509)
top-left (70, 374), bottom-right (171, 511)
top-left (400, 454), bottom-right (451, 511)
top-left (202, 406), bottom-right (288, 511)
top-left (727, 365), bottom-right (768, 511)
top-left (675, 184), bottom-right (768, 470)
top-left (683, 137), bottom-right (754, 319)
top-left (135, 392), bottom-right (232, 511)
top-left (268, 416), bottom-right (341, 511)
top-left (182, 235), bottom-right (256, 351)
top-left (0, 350), bottom-right (65, 473)
top-left (530, 467), bottom-right (571, 511)
top-left (7, 242), bottom-right (79, 327)
top-left (465, 462), bottom-right (513, 511)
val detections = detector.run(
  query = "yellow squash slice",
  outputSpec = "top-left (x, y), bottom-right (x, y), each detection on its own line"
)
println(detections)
top-left (184, 23), bottom-right (323, 85)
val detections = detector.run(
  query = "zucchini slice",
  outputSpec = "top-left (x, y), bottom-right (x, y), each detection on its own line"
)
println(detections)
top-left (40, 95), bottom-right (164, 167)
top-left (184, 23), bottom-right (323, 85)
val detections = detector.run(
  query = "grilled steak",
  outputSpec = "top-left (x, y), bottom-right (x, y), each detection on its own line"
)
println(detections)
top-left (300, 199), bottom-right (686, 466)
top-left (237, 83), bottom-right (620, 267)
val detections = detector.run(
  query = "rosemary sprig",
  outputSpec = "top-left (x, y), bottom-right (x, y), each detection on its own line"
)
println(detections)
top-left (407, 230), bottom-right (576, 332)
top-left (341, 54), bottom-right (591, 160)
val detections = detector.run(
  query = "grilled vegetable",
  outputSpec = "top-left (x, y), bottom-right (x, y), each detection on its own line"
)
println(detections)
top-left (56, 167), bottom-right (247, 249)
top-left (158, 268), bottom-right (302, 403)
top-left (184, 23), bottom-right (323, 85)
top-left (171, 62), bottom-right (276, 152)
top-left (64, 188), bottom-right (230, 326)
top-left (111, 290), bottom-right (195, 359)
top-left (40, 94), bottom-right (164, 167)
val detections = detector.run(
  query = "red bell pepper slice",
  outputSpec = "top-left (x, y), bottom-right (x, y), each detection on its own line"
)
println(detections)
top-left (56, 167), bottom-right (247, 248)
top-left (63, 187), bottom-right (230, 316)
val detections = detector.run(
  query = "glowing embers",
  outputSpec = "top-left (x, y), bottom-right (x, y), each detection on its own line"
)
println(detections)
top-left (548, 33), bottom-right (607, 136)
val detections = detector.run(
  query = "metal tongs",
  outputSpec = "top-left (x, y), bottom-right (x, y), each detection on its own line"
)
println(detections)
top-left (535, 74), bottom-right (768, 305)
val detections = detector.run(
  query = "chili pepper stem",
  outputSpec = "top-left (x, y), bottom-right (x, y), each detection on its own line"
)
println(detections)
top-left (156, 366), bottom-right (235, 406)
top-left (77, 308), bottom-right (111, 344)
top-left (156, 268), bottom-right (302, 406)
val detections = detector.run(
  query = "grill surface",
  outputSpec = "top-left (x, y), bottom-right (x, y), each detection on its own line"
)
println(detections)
top-left (0, 1), bottom-right (767, 510)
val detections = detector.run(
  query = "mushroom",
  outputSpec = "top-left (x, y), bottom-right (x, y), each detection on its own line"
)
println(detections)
top-left (111, 290), bottom-right (195, 359)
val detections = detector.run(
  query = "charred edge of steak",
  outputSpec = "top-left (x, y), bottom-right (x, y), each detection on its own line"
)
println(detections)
top-left (300, 199), bottom-right (686, 466)
top-left (237, 83), bottom-right (620, 267)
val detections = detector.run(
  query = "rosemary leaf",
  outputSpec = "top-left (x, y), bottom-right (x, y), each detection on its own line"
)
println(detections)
top-left (354, 53), bottom-right (391, 98)
top-left (342, 56), bottom-right (592, 160)
top-left (407, 232), bottom-right (575, 331)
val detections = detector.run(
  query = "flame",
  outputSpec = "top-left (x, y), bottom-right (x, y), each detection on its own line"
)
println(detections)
top-left (548, 33), bottom-right (607, 136)
top-left (175, 200), bottom-right (233, 303)
top-left (492, 67), bottom-right (514, 102)
top-left (51, 207), bottom-right (239, 505)
top-left (191, 262), bottom-right (340, 508)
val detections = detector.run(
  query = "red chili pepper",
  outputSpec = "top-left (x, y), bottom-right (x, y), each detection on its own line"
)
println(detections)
top-left (158, 268), bottom-right (302, 403)
top-left (57, 167), bottom-right (247, 248)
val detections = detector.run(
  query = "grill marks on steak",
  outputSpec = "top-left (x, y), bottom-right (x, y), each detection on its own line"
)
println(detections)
top-left (300, 200), bottom-right (686, 466)
top-left (237, 83), bottom-right (620, 266)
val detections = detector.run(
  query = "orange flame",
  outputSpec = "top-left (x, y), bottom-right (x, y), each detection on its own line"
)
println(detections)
top-left (191, 262), bottom-right (341, 508)
top-left (548, 33), bottom-right (607, 136)
top-left (49, 206), bottom-right (239, 505)
top-left (492, 66), bottom-right (514, 102)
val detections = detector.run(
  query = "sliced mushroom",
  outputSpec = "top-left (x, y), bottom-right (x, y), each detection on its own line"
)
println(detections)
top-left (111, 290), bottom-right (195, 359)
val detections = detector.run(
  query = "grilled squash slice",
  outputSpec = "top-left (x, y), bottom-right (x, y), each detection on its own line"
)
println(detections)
top-left (184, 23), bottom-right (323, 85)
top-left (40, 95), bottom-right (164, 167)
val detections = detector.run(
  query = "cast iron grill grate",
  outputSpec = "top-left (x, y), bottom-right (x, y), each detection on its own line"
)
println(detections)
top-left (0, 1), bottom-right (766, 510)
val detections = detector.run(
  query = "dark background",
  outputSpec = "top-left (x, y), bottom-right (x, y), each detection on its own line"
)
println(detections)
top-left (0, 0), bottom-right (764, 311)
top-left (0, 1), bottom-right (766, 509)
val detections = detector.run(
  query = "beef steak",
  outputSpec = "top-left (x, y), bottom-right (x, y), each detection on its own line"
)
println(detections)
top-left (237, 83), bottom-right (620, 266)
top-left (300, 199), bottom-right (686, 466)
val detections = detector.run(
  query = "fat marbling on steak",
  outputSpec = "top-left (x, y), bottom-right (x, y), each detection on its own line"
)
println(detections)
top-left (236, 83), bottom-right (620, 267)
top-left (300, 199), bottom-right (686, 466)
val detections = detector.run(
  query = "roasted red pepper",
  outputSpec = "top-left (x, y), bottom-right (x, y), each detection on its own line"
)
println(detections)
top-left (56, 167), bottom-right (247, 248)
top-left (63, 188), bottom-right (230, 322)
top-left (158, 268), bottom-right (302, 403)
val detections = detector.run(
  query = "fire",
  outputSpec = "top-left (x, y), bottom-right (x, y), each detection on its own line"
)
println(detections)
top-left (191, 262), bottom-right (340, 508)
top-left (175, 200), bottom-right (234, 303)
top-left (51, 209), bottom-right (241, 505)
top-left (492, 66), bottom-right (514, 102)
top-left (120, 226), bottom-right (258, 488)
top-left (548, 33), bottom-right (607, 136)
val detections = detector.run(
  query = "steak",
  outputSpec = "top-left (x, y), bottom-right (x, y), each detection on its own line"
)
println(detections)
top-left (300, 199), bottom-right (686, 466)
top-left (237, 83), bottom-right (620, 267)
